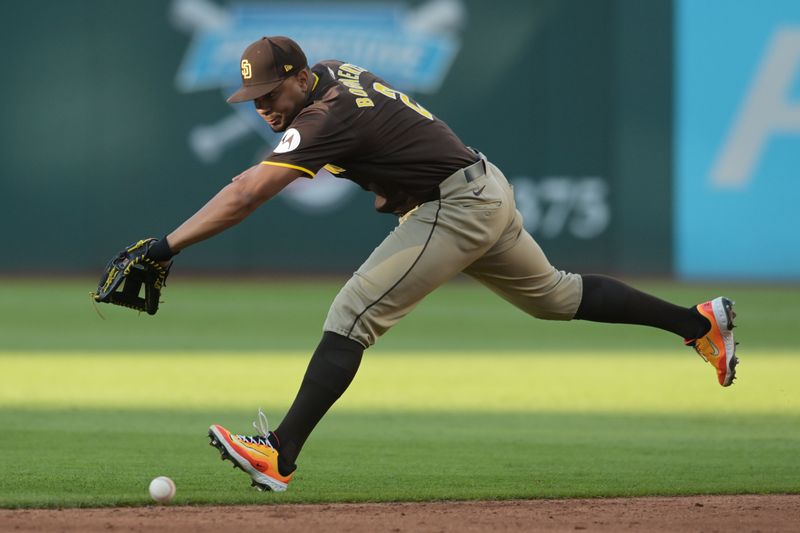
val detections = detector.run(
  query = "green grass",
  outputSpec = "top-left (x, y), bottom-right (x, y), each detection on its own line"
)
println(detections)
top-left (0, 277), bottom-right (797, 351)
top-left (2, 408), bottom-right (798, 507)
top-left (0, 278), bottom-right (798, 507)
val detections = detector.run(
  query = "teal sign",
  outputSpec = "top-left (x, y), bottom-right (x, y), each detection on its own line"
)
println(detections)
top-left (676, 0), bottom-right (800, 279)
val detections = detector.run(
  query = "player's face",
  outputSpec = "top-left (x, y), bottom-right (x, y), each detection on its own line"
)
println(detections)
top-left (254, 71), bottom-right (310, 132)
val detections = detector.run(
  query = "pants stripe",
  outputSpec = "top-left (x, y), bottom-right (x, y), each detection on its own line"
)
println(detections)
top-left (345, 199), bottom-right (442, 339)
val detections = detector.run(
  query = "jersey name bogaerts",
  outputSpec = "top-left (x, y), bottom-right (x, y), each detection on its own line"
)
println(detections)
top-left (264, 60), bottom-right (477, 213)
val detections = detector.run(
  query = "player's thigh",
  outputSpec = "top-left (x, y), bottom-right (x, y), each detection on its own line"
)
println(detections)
top-left (325, 196), bottom-right (506, 347)
top-left (463, 211), bottom-right (582, 320)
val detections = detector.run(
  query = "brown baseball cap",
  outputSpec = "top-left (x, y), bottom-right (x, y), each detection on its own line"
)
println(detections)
top-left (227, 36), bottom-right (308, 104)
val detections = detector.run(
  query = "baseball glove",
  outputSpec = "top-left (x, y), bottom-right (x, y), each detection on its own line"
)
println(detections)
top-left (92, 238), bottom-right (171, 315)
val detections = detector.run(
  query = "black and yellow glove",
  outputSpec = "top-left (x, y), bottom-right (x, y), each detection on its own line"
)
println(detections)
top-left (92, 238), bottom-right (174, 315)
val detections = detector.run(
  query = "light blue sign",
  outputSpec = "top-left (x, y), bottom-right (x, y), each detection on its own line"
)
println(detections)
top-left (676, 0), bottom-right (800, 279)
top-left (176, 2), bottom-right (461, 96)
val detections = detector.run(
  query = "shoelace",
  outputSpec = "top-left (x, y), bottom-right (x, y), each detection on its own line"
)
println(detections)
top-left (234, 408), bottom-right (274, 448)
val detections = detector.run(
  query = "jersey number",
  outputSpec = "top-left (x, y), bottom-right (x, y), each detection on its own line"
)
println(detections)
top-left (372, 82), bottom-right (433, 120)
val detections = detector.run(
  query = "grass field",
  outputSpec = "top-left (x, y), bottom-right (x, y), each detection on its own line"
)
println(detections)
top-left (1, 278), bottom-right (798, 508)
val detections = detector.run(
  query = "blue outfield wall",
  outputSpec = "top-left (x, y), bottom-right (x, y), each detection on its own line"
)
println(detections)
top-left (676, 0), bottom-right (800, 280)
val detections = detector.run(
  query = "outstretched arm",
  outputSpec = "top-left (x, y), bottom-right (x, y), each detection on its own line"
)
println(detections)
top-left (164, 163), bottom-right (302, 252)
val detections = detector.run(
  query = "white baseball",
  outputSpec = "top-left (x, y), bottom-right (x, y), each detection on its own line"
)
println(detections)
top-left (148, 476), bottom-right (176, 503)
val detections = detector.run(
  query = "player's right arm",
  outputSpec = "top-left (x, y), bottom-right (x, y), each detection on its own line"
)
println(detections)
top-left (164, 163), bottom-right (303, 252)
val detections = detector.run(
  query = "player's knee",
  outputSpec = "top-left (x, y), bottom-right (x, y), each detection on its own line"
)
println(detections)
top-left (324, 279), bottom-right (385, 348)
top-left (520, 271), bottom-right (583, 321)
top-left (323, 303), bottom-right (379, 349)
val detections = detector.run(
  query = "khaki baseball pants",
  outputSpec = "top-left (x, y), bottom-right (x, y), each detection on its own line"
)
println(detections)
top-left (324, 156), bottom-right (583, 348)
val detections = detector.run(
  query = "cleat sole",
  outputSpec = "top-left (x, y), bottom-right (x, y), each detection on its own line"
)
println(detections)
top-left (716, 297), bottom-right (737, 387)
top-left (722, 297), bottom-right (739, 387)
top-left (721, 297), bottom-right (736, 330)
top-left (251, 480), bottom-right (272, 492)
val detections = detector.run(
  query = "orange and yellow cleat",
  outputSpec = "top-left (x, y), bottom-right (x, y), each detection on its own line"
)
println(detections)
top-left (685, 297), bottom-right (739, 387)
top-left (208, 412), bottom-right (294, 492)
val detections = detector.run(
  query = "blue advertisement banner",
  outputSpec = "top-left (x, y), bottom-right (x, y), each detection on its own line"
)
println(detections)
top-left (176, 2), bottom-right (460, 96)
top-left (676, 0), bottom-right (800, 279)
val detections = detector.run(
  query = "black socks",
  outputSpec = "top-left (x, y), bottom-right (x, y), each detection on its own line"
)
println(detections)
top-left (574, 274), bottom-right (710, 340)
top-left (273, 331), bottom-right (364, 474)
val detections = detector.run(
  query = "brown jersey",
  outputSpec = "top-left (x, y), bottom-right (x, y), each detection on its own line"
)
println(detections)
top-left (263, 60), bottom-right (477, 214)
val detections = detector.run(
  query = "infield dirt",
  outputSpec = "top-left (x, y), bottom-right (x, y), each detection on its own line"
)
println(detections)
top-left (2, 494), bottom-right (798, 532)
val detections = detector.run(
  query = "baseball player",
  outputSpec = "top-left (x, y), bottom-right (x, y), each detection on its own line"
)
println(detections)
top-left (136, 37), bottom-right (738, 492)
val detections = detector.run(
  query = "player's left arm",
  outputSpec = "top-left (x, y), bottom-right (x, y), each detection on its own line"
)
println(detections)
top-left (165, 163), bottom-right (302, 252)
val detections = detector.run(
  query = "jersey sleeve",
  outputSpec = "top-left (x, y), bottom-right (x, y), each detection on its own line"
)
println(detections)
top-left (263, 106), bottom-right (358, 178)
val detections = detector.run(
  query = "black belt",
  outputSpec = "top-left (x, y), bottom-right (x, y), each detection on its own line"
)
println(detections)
top-left (464, 155), bottom-right (487, 183)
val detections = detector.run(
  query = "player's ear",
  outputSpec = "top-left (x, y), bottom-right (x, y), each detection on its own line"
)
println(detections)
top-left (296, 68), bottom-right (311, 91)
